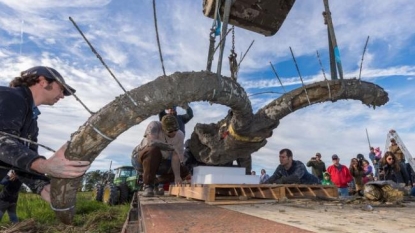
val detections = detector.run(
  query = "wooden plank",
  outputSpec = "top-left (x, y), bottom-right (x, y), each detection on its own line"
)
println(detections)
top-left (169, 184), bottom-right (337, 202)
top-left (269, 186), bottom-right (286, 200)
top-left (206, 185), bottom-right (216, 202)
top-left (206, 199), bottom-right (278, 205)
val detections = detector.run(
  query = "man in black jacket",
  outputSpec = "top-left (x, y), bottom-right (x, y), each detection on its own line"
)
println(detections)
top-left (0, 66), bottom-right (90, 203)
top-left (267, 148), bottom-right (319, 184)
top-left (0, 171), bottom-right (21, 223)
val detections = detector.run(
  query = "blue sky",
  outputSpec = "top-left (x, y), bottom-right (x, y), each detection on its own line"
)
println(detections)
top-left (0, 0), bottom-right (414, 175)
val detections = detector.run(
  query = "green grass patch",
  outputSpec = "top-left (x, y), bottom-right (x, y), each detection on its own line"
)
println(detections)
top-left (0, 192), bottom-right (130, 233)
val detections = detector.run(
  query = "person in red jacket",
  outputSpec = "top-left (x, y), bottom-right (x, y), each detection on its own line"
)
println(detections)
top-left (327, 154), bottom-right (353, 197)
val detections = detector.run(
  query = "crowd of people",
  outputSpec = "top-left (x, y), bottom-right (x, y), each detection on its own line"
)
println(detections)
top-left (255, 138), bottom-right (414, 198)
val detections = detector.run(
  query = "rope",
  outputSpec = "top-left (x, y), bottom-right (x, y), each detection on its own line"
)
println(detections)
top-left (228, 124), bottom-right (264, 143)
top-left (44, 66), bottom-right (96, 114)
top-left (289, 47), bottom-right (311, 105)
top-left (316, 50), bottom-right (332, 99)
top-left (269, 62), bottom-right (292, 112)
top-left (0, 131), bottom-right (56, 152)
top-left (237, 40), bottom-right (255, 70)
top-left (358, 36), bottom-right (370, 81)
top-left (88, 122), bottom-right (114, 141)
top-left (50, 203), bottom-right (75, 212)
top-left (152, 0), bottom-right (166, 76)
top-left (69, 17), bottom-right (138, 108)
top-left (0, 164), bottom-right (48, 177)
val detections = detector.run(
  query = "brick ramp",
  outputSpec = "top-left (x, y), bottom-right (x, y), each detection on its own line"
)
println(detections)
top-left (142, 202), bottom-right (313, 233)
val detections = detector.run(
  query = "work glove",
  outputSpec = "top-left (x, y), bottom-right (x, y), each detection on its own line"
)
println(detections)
top-left (178, 102), bottom-right (189, 109)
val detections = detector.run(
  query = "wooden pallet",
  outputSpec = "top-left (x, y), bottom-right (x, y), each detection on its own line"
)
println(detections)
top-left (283, 184), bottom-right (338, 199)
top-left (168, 184), bottom-right (338, 204)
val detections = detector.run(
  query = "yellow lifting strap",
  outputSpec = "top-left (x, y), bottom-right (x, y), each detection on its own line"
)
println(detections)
top-left (228, 124), bottom-right (264, 143)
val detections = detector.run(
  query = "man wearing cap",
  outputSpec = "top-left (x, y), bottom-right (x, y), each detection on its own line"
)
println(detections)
top-left (132, 115), bottom-right (186, 197)
top-left (0, 66), bottom-right (90, 202)
top-left (266, 148), bottom-right (319, 185)
top-left (326, 154), bottom-right (353, 197)
top-left (159, 103), bottom-right (193, 136)
top-left (306, 152), bottom-right (326, 182)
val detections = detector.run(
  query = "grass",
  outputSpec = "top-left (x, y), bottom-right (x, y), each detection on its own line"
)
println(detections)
top-left (0, 192), bottom-right (130, 233)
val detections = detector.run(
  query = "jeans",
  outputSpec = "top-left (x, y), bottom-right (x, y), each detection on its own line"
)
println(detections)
top-left (0, 203), bottom-right (18, 223)
top-left (133, 146), bottom-right (189, 186)
top-left (338, 187), bottom-right (349, 197)
top-left (373, 164), bottom-right (379, 178)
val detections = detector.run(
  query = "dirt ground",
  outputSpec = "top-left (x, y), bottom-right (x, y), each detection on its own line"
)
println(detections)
top-left (221, 197), bottom-right (415, 233)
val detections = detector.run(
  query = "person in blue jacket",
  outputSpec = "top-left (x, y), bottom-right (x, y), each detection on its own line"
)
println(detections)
top-left (266, 148), bottom-right (319, 184)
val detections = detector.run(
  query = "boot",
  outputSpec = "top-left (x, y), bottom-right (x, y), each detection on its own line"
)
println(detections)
top-left (155, 187), bottom-right (165, 196)
top-left (142, 185), bottom-right (154, 197)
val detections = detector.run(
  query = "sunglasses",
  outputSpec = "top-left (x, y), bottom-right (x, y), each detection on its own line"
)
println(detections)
top-left (332, 158), bottom-right (338, 160)
top-left (167, 129), bottom-right (178, 134)
top-left (387, 157), bottom-right (394, 161)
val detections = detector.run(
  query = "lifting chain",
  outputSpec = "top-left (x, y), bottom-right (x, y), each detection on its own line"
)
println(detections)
top-left (229, 26), bottom-right (238, 81)
top-left (206, 0), bottom-right (221, 72)
top-left (206, 28), bottom-right (216, 71)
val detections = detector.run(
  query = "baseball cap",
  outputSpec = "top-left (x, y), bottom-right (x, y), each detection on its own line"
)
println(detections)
top-left (332, 154), bottom-right (339, 160)
top-left (316, 152), bottom-right (321, 157)
top-left (21, 66), bottom-right (76, 96)
top-left (161, 115), bottom-right (179, 133)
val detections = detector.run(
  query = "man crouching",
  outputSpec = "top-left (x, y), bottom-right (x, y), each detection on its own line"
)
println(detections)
top-left (266, 148), bottom-right (319, 185)
top-left (132, 115), bottom-right (184, 197)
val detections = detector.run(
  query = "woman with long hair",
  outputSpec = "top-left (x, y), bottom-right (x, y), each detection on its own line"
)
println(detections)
top-left (349, 158), bottom-right (364, 195)
top-left (379, 152), bottom-right (410, 185)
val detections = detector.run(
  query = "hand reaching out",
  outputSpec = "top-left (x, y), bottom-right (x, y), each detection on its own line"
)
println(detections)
top-left (174, 176), bottom-right (183, 185)
top-left (31, 142), bottom-right (91, 178)
top-left (178, 102), bottom-right (189, 110)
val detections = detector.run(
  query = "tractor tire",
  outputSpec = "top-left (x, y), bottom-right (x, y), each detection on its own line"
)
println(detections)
top-left (92, 184), bottom-right (104, 202)
top-left (119, 183), bottom-right (130, 204)
top-left (103, 184), bottom-right (119, 205)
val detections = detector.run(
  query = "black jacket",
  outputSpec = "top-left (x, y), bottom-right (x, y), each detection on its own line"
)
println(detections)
top-left (0, 175), bottom-right (22, 203)
top-left (381, 163), bottom-right (410, 184)
top-left (0, 86), bottom-right (49, 193)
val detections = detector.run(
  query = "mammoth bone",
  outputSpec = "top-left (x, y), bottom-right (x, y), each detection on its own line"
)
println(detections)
top-left (50, 71), bottom-right (388, 224)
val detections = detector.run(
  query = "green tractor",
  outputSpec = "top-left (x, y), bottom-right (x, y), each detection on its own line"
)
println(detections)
top-left (93, 166), bottom-right (142, 205)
